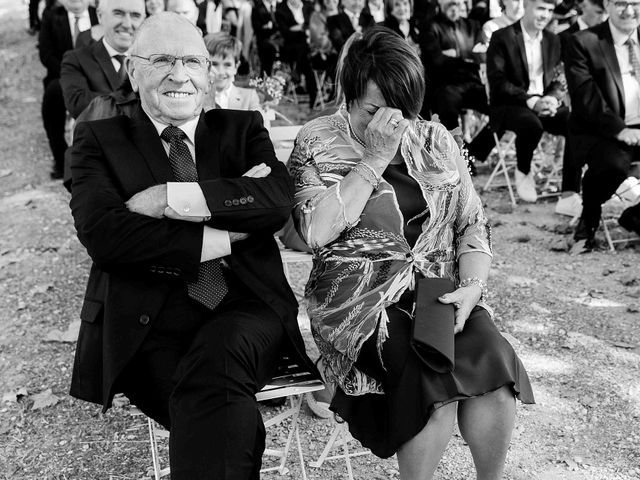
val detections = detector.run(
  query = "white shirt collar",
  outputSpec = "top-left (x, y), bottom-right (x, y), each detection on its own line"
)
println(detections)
top-left (67, 8), bottom-right (89, 20)
top-left (609, 20), bottom-right (639, 47)
top-left (150, 115), bottom-right (200, 146)
top-left (577, 16), bottom-right (589, 31)
top-left (520, 21), bottom-right (542, 43)
top-left (344, 8), bottom-right (360, 20)
top-left (102, 38), bottom-right (128, 57)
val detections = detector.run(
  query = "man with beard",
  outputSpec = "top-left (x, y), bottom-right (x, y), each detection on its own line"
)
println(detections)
top-left (60, 0), bottom-right (146, 119)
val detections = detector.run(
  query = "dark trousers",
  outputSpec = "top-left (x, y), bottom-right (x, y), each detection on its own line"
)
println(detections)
top-left (496, 105), bottom-right (577, 191)
top-left (431, 82), bottom-right (494, 161)
top-left (281, 42), bottom-right (317, 107)
top-left (256, 40), bottom-right (278, 75)
top-left (119, 274), bottom-right (285, 480)
top-left (42, 78), bottom-right (67, 174)
top-left (579, 136), bottom-right (637, 227)
top-left (29, 0), bottom-right (41, 29)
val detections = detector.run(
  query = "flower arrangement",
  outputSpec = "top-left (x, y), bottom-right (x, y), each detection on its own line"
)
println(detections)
top-left (249, 72), bottom-right (287, 107)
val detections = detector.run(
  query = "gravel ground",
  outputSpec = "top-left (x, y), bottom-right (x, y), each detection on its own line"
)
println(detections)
top-left (1, 1), bottom-right (639, 479)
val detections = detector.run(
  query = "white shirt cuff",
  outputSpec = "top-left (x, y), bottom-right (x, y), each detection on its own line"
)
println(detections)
top-left (526, 96), bottom-right (540, 110)
top-left (201, 227), bottom-right (231, 262)
top-left (167, 182), bottom-right (212, 218)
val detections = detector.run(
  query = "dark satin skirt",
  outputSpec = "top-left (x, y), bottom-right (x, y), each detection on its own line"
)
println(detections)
top-left (330, 300), bottom-right (535, 459)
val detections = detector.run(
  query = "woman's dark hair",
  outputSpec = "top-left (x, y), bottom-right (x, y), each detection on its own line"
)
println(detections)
top-left (340, 26), bottom-right (425, 119)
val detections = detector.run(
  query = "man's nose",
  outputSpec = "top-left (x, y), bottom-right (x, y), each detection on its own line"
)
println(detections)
top-left (120, 13), bottom-right (133, 28)
top-left (168, 59), bottom-right (190, 82)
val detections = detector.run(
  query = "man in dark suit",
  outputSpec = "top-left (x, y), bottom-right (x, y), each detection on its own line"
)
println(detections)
top-left (69, 12), bottom-right (316, 479)
top-left (327, 0), bottom-right (375, 54)
top-left (487, 0), bottom-right (573, 203)
top-left (61, 0), bottom-right (146, 119)
top-left (251, 0), bottom-right (281, 74)
top-left (38, 0), bottom-right (98, 179)
top-left (419, 0), bottom-right (495, 165)
top-left (565, 0), bottom-right (640, 251)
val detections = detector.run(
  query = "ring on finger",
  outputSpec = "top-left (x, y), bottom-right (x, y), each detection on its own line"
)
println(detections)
top-left (389, 119), bottom-right (400, 128)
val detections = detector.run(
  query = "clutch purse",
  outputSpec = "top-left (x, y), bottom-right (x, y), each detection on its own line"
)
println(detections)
top-left (411, 277), bottom-right (456, 373)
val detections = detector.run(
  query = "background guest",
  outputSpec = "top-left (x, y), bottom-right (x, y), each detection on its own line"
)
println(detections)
top-left (309, 0), bottom-right (340, 90)
top-left (251, 0), bottom-right (281, 74)
top-left (487, 0), bottom-right (573, 203)
top-left (482, 0), bottom-right (524, 41)
top-left (166, 0), bottom-right (199, 25)
top-left (364, 0), bottom-right (386, 22)
top-left (383, 0), bottom-right (421, 53)
top-left (327, 0), bottom-right (375, 54)
top-left (146, 0), bottom-right (166, 15)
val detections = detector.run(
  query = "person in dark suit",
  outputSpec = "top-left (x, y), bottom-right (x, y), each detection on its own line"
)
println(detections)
top-left (326, 0), bottom-right (375, 54)
top-left (564, 0), bottom-right (640, 251)
top-left (275, 0), bottom-right (317, 107)
top-left (420, 0), bottom-right (495, 164)
top-left (38, 0), bottom-right (98, 179)
top-left (251, 0), bottom-right (281, 74)
top-left (487, 0), bottom-right (573, 203)
top-left (61, 0), bottom-right (146, 119)
top-left (69, 13), bottom-right (316, 479)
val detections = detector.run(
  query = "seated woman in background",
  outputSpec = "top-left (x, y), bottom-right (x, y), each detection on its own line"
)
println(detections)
top-left (309, 0), bottom-right (339, 89)
top-left (203, 32), bottom-right (261, 115)
top-left (289, 26), bottom-right (534, 479)
top-left (383, 0), bottom-right (420, 53)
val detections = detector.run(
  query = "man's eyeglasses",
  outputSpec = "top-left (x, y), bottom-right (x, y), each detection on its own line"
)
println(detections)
top-left (613, 1), bottom-right (640, 11)
top-left (131, 54), bottom-right (211, 72)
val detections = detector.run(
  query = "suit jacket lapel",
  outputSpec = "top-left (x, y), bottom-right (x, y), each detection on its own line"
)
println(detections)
top-left (58, 9), bottom-right (73, 50)
top-left (513, 24), bottom-right (530, 86)
top-left (541, 31), bottom-right (552, 88)
top-left (599, 23), bottom-right (625, 105)
top-left (129, 106), bottom-right (174, 184)
top-left (93, 41), bottom-right (121, 91)
top-left (195, 111), bottom-right (220, 180)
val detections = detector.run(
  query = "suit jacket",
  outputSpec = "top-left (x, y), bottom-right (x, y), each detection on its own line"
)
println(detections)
top-left (69, 105), bottom-right (316, 410)
top-left (419, 13), bottom-right (484, 87)
top-left (326, 10), bottom-right (375, 55)
top-left (251, 0), bottom-right (280, 42)
top-left (564, 22), bottom-right (632, 161)
top-left (227, 85), bottom-right (261, 110)
top-left (60, 40), bottom-right (125, 118)
top-left (487, 21), bottom-right (564, 130)
top-left (38, 6), bottom-right (98, 83)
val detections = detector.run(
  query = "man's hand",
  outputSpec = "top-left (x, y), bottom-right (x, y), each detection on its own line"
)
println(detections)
top-left (243, 163), bottom-right (271, 178)
top-left (533, 96), bottom-right (559, 117)
top-left (616, 128), bottom-right (640, 146)
top-left (126, 184), bottom-right (167, 218)
top-left (442, 48), bottom-right (458, 58)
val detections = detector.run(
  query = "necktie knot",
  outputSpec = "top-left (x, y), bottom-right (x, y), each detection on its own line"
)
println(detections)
top-left (626, 37), bottom-right (636, 47)
top-left (113, 54), bottom-right (126, 66)
top-left (161, 125), bottom-right (187, 143)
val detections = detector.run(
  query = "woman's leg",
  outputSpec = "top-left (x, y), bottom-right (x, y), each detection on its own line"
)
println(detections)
top-left (457, 386), bottom-right (516, 480)
top-left (396, 402), bottom-right (457, 480)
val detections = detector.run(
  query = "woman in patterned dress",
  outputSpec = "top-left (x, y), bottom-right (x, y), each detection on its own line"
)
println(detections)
top-left (288, 26), bottom-right (534, 479)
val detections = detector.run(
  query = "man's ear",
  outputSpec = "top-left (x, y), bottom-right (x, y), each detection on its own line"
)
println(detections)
top-left (126, 58), bottom-right (139, 92)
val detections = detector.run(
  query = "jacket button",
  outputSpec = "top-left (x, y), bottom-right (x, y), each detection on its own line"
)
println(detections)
top-left (232, 199), bottom-right (240, 206)
top-left (150, 266), bottom-right (157, 273)
top-left (224, 200), bottom-right (232, 207)
top-left (247, 195), bottom-right (254, 203)
top-left (139, 314), bottom-right (150, 326)
top-left (157, 266), bottom-right (165, 274)
top-left (239, 197), bottom-right (247, 205)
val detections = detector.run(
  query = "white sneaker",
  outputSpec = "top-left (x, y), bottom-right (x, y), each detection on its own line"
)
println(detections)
top-left (515, 169), bottom-right (537, 202)
top-left (555, 193), bottom-right (583, 217)
top-left (615, 177), bottom-right (640, 205)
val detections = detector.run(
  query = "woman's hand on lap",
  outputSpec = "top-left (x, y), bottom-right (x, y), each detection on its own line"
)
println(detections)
top-left (438, 285), bottom-right (482, 334)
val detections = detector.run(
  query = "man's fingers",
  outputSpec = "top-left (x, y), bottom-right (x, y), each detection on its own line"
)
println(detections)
top-left (243, 163), bottom-right (271, 178)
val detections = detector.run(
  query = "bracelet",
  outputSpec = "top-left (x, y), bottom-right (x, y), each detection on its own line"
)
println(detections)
top-left (351, 162), bottom-right (381, 190)
top-left (458, 277), bottom-right (488, 301)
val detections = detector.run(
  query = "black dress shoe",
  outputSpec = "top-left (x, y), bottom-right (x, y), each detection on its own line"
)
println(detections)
top-left (618, 206), bottom-right (640, 235)
top-left (573, 217), bottom-right (599, 253)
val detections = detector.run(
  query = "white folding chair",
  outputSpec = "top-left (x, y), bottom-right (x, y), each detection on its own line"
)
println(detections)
top-left (483, 131), bottom-right (517, 206)
top-left (600, 178), bottom-right (640, 251)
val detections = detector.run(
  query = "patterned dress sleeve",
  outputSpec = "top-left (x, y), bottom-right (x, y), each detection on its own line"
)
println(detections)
top-left (432, 123), bottom-right (493, 259)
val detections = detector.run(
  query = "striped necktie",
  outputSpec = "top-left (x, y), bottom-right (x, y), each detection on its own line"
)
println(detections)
top-left (160, 125), bottom-right (228, 311)
top-left (72, 15), bottom-right (81, 47)
top-left (113, 54), bottom-right (127, 85)
top-left (626, 37), bottom-right (640, 82)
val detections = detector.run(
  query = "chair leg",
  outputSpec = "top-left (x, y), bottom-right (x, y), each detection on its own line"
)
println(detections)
top-left (148, 418), bottom-right (162, 480)
top-left (484, 133), bottom-right (517, 206)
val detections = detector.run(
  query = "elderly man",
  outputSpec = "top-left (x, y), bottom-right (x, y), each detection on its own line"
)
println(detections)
top-left (38, 0), bottom-right (98, 178)
top-left (60, 0), bottom-right (146, 119)
top-left (487, 0), bottom-right (574, 203)
top-left (565, 0), bottom-right (640, 251)
top-left (69, 12), bottom-right (316, 479)
top-left (167, 0), bottom-right (200, 25)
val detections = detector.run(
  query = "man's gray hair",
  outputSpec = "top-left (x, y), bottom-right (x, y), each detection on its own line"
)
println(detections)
top-left (129, 12), bottom-right (203, 56)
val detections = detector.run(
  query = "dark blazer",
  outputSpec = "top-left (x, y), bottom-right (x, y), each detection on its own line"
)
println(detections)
top-left (559, 20), bottom-right (581, 54)
top-left (38, 6), bottom-right (98, 83)
top-left (487, 21), bottom-right (564, 129)
top-left (251, 0), bottom-right (280, 42)
top-left (419, 13), bottom-right (484, 87)
top-left (60, 40), bottom-right (124, 118)
top-left (564, 22), bottom-right (632, 160)
top-left (326, 10), bottom-right (375, 55)
top-left (69, 106), bottom-right (316, 410)
top-left (383, 15), bottom-right (420, 45)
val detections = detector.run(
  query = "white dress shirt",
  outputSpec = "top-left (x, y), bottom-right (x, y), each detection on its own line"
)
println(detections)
top-left (610, 21), bottom-right (640, 125)
top-left (344, 9), bottom-right (361, 31)
top-left (521, 23), bottom-right (544, 109)
top-left (67, 9), bottom-right (92, 45)
top-left (288, 0), bottom-right (305, 25)
top-left (577, 16), bottom-right (589, 31)
top-left (367, 1), bottom-right (385, 23)
top-left (216, 85), bottom-right (232, 109)
top-left (149, 116), bottom-right (232, 262)
top-left (102, 38), bottom-right (127, 72)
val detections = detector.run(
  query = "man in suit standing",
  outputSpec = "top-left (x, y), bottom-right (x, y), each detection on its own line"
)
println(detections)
top-left (60, 0), bottom-right (146, 119)
top-left (69, 12), bottom-right (316, 479)
top-left (251, 0), bottom-right (281, 75)
top-left (420, 0), bottom-right (495, 165)
top-left (38, 0), bottom-right (98, 179)
top-left (565, 0), bottom-right (640, 251)
top-left (487, 0), bottom-right (574, 203)
top-left (327, 0), bottom-right (375, 54)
